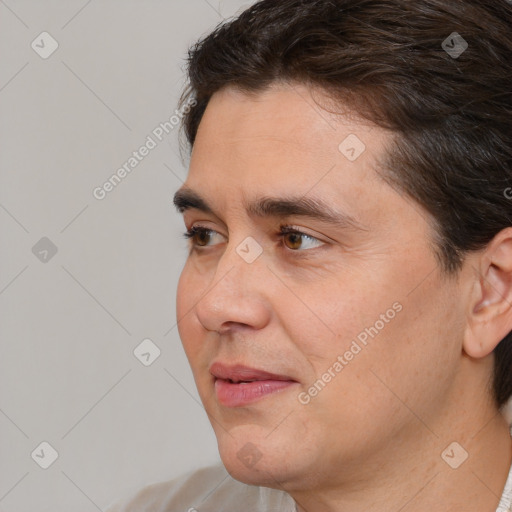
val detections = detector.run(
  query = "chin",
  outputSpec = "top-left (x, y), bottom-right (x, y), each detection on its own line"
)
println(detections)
top-left (215, 431), bottom-right (301, 488)
top-left (220, 450), bottom-right (290, 487)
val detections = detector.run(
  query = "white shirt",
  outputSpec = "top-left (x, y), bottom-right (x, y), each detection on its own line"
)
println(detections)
top-left (498, 460), bottom-right (512, 512)
top-left (106, 464), bottom-right (296, 511)
top-left (107, 460), bottom-right (512, 512)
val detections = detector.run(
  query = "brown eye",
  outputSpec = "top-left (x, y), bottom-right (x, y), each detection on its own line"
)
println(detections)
top-left (193, 229), bottom-right (211, 246)
top-left (184, 226), bottom-right (225, 248)
top-left (283, 232), bottom-right (304, 250)
top-left (279, 227), bottom-right (325, 252)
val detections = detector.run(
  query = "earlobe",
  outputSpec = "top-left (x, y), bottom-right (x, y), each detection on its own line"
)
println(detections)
top-left (463, 229), bottom-right (512, 359)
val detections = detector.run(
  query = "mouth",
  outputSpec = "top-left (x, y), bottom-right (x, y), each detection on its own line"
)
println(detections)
top-left (209, 362), bottom-right (299, 407)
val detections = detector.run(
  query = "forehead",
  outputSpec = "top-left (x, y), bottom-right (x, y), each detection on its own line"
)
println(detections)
top-left (186, 84), bottom-right (390, 213)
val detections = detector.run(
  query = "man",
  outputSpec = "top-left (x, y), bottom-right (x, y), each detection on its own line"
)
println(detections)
top-left (108, 0), bottom-right (512, 510)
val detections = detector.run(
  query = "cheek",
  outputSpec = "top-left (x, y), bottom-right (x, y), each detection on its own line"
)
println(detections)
top-left (354, 277), bottom-right (464, 420)
top-left (294, 271), bottom-right (462, 423)
top-left (292, 277), bottom-right (399, 368)
top-left (175, 265), bottom-right (191, 323)
top-left (176, 264), bottom-right (206, 359)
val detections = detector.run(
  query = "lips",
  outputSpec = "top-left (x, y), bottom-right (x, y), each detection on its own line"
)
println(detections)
top-left (209, 362), bottom-right (298, 407)
top-left (209, 362), bottom-right (295, 382)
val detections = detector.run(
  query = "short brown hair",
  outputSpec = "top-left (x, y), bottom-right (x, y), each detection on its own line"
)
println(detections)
top-left (178, 0), bottom-right (512, 406)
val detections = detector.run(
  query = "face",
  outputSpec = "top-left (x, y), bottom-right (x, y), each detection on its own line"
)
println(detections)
top-left (175, 84), bottom-right (467, 492)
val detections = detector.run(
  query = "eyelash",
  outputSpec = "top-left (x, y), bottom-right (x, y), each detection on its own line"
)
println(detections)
top-left (182, 225), bottom-right (322, 253)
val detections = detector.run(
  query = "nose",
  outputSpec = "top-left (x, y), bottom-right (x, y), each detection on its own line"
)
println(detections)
top-left (193, 241), bottom-right (271, 335)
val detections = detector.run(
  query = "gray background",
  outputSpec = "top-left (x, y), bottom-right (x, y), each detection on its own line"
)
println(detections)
top-left (0, 1), bottom-right (254, 510)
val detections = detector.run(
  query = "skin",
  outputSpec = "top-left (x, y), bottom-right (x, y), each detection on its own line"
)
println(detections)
top-left (175, 83), bottom-right (512, 512)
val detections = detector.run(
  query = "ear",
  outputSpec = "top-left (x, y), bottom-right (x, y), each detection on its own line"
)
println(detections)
top-left (464, 227), bottom-right (512, 359)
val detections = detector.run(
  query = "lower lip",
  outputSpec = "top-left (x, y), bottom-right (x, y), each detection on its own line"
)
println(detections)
top-left (214, 378), bottom-right (297, 407)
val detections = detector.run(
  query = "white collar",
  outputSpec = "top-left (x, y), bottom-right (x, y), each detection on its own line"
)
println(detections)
top-left (496, 455), bottom-right (512, 512)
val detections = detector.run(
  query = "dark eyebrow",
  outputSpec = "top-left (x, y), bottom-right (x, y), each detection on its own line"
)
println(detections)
top-left (173, 187), bottom-right (214, 215)
top-left (173, 187), bottom-right (366, 231)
